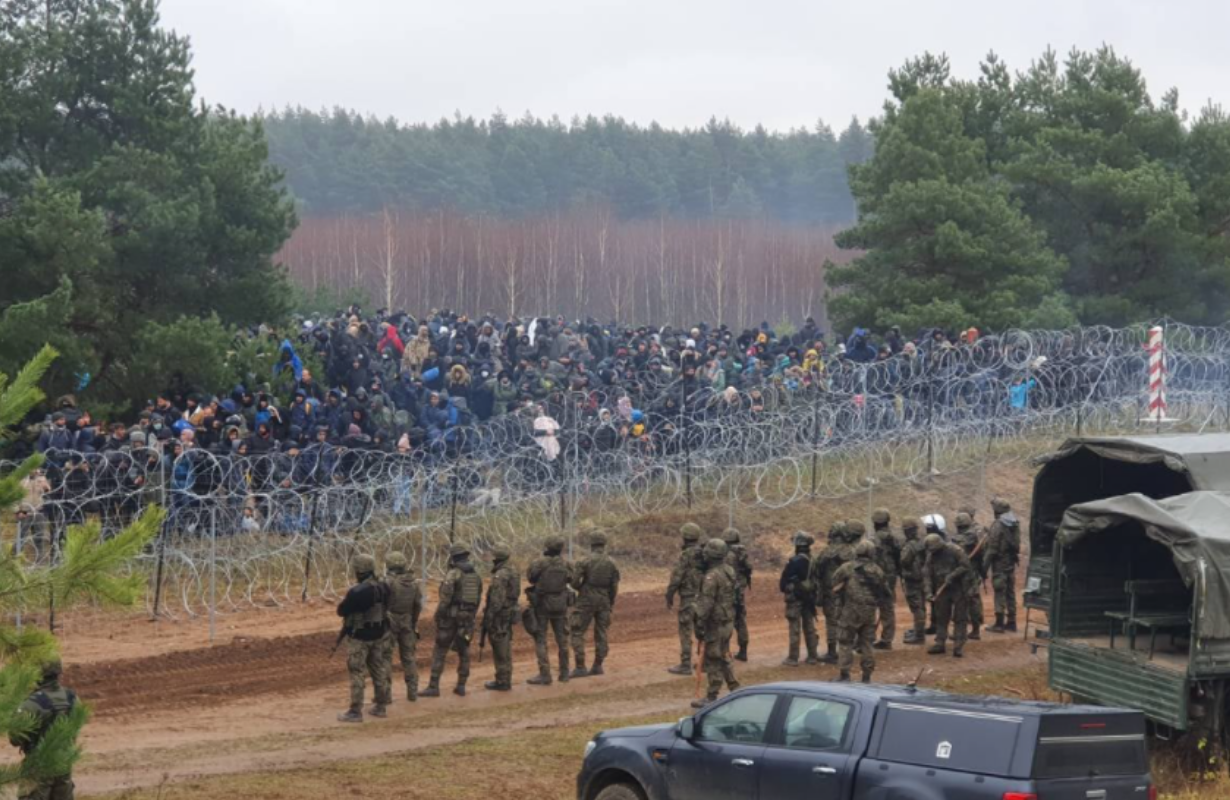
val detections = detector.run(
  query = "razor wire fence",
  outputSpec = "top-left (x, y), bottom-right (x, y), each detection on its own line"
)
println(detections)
top-left (6, 322), bottom-right (1230, 624)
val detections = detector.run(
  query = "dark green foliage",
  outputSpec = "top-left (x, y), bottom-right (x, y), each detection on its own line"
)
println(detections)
top-left (261, 108), bottom-right (872, 223)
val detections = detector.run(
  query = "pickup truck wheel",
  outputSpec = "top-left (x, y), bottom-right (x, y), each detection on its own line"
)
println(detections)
top-left (595, 782), bottom-right (646, 800)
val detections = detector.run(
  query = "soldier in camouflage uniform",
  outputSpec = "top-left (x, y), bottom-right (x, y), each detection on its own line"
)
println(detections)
top-left (952, 512), bottom-right (986, 640)
top-left (665, 523), bottom-right (704, 674)
top-left (898, 518), bottom-right (927, 645)
top-left (692, 538), bottom-right (740, 708)
top-left (831, 540), bottom-right (889, 683)
top-left (383, 551), bottom-right (423, 701)
top-left (780, 532), bottom-right (819, 666)
top-left (724, 528), bottom-right (753, 661)
top-left (810, 522), bottom-right (853, 664)
top-left (482, 545), bottom-right (520, 691)
top-left (923, 534), bottom-right (974, 657)
top-left (570, 527), bottom-right (620, 678)
top-left (336, 554), bottom-right (393, 721)
top-left (527, 535), bottom-right (574, 685)
top-left (870, 509), bottom-right (902, 649)
top-left (986, 498), bottom-right (1021, 632)
top-left (10, 658), bottom-right (76, 800)
top-left (422, 544), bottom-right (483, 697)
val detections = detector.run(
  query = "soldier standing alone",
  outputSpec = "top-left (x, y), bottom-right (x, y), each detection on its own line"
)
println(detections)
top-left (336, 554), bottom-right (392, 722)
top-left (898, 518), bottom-right (927, 645)
top-left (482, 545), bottom-right (520, 691)
top-left (665, 523), bottom-right (703, 674)
top-left (10, 658), bottom-right (77, 800)
top-left (831, 540), bottom-right (889, 683)
top-left (383, 551), bottom-right (423, 701)
top-left (724, 528), bottom-right (753, 661)
top-left (527, 535), bottom-right (573, 685)
top-left (779, 532), bottom-right (819, 666)
top-left (421, 544), bottom-right (483, 697)
top-left (986, 498), bottom-right (1021, 633)
top-left (692, 538), bottom-right (740, 708)
top-left (923, 534), bottom-right (974, 658)
top-left (870, 509), bottom-right (902, 649)
top-left (571, 527), bottom-right (620, 678)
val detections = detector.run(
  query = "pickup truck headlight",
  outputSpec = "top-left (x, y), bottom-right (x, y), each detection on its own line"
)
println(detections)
top-left (584, 740), bottom-right (597, 759)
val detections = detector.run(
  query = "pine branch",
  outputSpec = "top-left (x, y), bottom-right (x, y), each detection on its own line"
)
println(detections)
top-left (0, 345), bottom-right (58, 430)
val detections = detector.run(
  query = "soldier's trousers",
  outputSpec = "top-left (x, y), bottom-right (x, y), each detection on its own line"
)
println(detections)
top-left (838, 614), bottom-right (876, 673)
top-left (903, 579), bottom-right (926, 633)
top-left (535, 613), bottom-right (570, 676)
top-left (571, 593), bottom-right (612, 666)
top-left (785, 599), bottom-right (818, 660)
top-left (703, 623), bottom-right (738, 698)
top-left (490, 623), bottom-right (514, 685)
top-left (389, 622), bottom-right (418, 693)
top-left (968, 584), bottom-right (984, 630)
top-left (676, 599), bottom-right (696, 664)
top-left (933, 593), bottom-right (969, 651)
top-left (876, 575), bottom-right (897, 643)
top-left (733, 600), bottom-right (749, 650)
top-left (19, 776), bottom-right (74, 800)
top-left (992, 567), bottom-right (1016, 622)
top-left (348, 635), bottom-right (392, 712)
top-left (429, 616), bottom-right (474, 684)
top-left (823, 598), bottom-right (841, 648)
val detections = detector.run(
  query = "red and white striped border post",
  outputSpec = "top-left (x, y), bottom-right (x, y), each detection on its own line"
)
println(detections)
top-left (1147, 326), bottom-right (1166, 422)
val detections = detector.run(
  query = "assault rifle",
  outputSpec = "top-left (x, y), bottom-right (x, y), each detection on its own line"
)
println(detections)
top-left (330, 621), bottom-right (351, 656)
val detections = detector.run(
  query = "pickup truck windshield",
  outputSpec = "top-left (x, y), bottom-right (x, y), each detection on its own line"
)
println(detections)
top-left (1033, 737), bottom-right (1148, 779)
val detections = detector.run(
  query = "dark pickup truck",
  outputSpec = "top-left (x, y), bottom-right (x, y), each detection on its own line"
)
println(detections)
top-left (577, 682), bottom-right (1155, 800)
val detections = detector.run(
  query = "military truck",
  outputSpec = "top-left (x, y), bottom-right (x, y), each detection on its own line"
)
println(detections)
top-left (1047, 490), bottom-right (1230, 741)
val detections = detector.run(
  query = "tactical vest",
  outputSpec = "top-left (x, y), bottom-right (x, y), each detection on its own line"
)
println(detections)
top-left (710, 566), bottom-right (735, 625)
top-left (455, 569), bottom-right (482, 609)
top-left (24, 686), bottom-right (76, 752)
top-left (586, 554), bottom-right (617, 590)
top-left (537, 557), bottom-right (570, 595)
top-left (386, 572), bottom-right (420, 616)
top-left (347, 577), bottom-right (386, 629)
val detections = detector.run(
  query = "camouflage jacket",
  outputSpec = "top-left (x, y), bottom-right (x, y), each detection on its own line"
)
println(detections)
top-left (574, 551), bottom-right (620, 603)
top-left (694, 563), bottom-right (736, 635)
top-left (832, 559), bottom-right (889, 623)
top-left (666, 544), bottom-right (703, 604)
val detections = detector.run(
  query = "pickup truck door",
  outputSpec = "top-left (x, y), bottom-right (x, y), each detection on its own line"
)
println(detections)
top-left (757, 693), bottom-right (858, 800)
top-left (665, 692), bottom-right (779, 800)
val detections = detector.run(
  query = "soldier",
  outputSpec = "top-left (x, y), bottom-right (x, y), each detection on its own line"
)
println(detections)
top-left (665, 523), bottom-right (704, 674)
top-left (920, 514), bottom-right (947, 634)
top-left (870, 508), bottom-right (902, 649)
top-left (831, 540), bottom-right (890, 683)
top-left (383, 551), bottom-right (423, 701)
top-left (952, 512), bottom-right (986, 640)
top-left (10, 657), bottom-right (77, 800)
top-left (898, 518), bottom-right (927, 645)
top-left (922, 533), bottom-right (974, 657)
top-left (482, 545), bottom-right (520, 691)
top-left (422, 544), bottom-right (483, 697)
top-left (336, 554), bottom-right (392, 722)
top-left (526, 535), bottom-right (573, 685)
top-left (571, 527), bottom-right (620, 678)
top-left (810, 522), bottom-right (853, 664)
top-left (724, 528), bottom-right (753, 661)
top-left (692, 538), bottom-right (740, 708)
top-left (779, 532), bottom-right (819, 666)
top-left (986, 498), bottom-right (1021, 633)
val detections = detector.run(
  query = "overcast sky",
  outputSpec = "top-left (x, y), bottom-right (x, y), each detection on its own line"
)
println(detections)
top-left (158, 0), bottom-right (1229, 132)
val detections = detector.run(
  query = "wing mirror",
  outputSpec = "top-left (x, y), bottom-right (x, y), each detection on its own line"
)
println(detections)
top-left (676, 717), bottom-right (695, 740)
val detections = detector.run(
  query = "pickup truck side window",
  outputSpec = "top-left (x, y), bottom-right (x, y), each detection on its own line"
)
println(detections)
top-left (780, 696), bottom-right (852, 751)
top-left (698, 693), bottom-right (777, 744)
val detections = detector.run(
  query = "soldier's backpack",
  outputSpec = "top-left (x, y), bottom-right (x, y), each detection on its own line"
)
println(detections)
top-left (587, 556), bottom-right (617, 591)
top-left (456, 570), bottom-right (482, 610)
top-left (22, 688), bottom-right (76, 753)
top-left (536, 558), bottom-right (571, 617)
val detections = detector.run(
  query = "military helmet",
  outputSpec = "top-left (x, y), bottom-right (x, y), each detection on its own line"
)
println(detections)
top-left (828, 521), bottom-right (846, 541)
top-left (722, 527), bottom-right (741, 544)
top-left (491, 545), bottom-right (512, 562)
top-left (792, 531), bottom-right (814, 548)
top-left (871, 508), bottom-right (891, 525)
top-left (544, 535), bottom-right (566, 554)
top-left (589, 530), bottom-right (608, 547)
top-left (924, 533), bottom-right (944, 552)
top-left (846, 520), bottom-right (867, 537)
top-left (901, 517), bottom-right (920, 532)
top-left (680, 522), bottom-right (703, 542)
top-left (991, 497), bottom-right (1011, 514)
top-left (351, 554), bottom-right (376, 574)
top-left (703, 538), bottom-right (729, 561)
top-left (855, 540), bottom-right (877, 559)
top-left (385, 551), bottom-right (408, 571)
top-left (448, 544), bottom-right (470, 560)
top-left (959, 504), bottom-right (977, 518)
top-left (41, 657), bottom-right (63, 679)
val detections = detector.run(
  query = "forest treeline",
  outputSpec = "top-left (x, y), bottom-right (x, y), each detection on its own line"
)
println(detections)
top-left (260, 109), bottom-right (873, 222)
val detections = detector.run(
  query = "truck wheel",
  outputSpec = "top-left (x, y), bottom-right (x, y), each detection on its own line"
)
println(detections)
top-left (595, 782), bottom-right (646, 800)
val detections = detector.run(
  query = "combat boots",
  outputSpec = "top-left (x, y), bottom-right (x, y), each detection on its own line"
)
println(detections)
top-left (589, 659), bottom-right (605, 676)
top-left (368, 704), bottom-right (387, 718)
top-left (337, 709), bottom-right (363, 723)
top-left (569, 662), bottom-right (590, 679)
top-left (861, 669), bottom-right (873, 684)
top-left (804, 653), bottom-right (820, 666)
top-left (559, 669), bottom-right (570, 683)
top-left (667, 661), bottom-right (692, 675)
top-left (835, 670), bottom-right (851, 683)
top-left (527, 671), bottom-right (553, 686)
top-left (484, 679), bottom-right (511, 691)
top-left (1005, 620), bottom-right (1018, 632)
top-left (952, 646), bottom-right (964, 659)
top-left (781, 657), bottom-right (800, 667)
top-left (454, 683), bottom-right (466, 697)
top-left (734, 646), bottom-right (748, 662)
top-left (407, 681), bottom-right (418, 702)
top-left (873, 640), bottom-right (892, 651)
top-left (989, 614), bottom-right (1006, 633)
top-left (969, 626), bottom-right (981, 640)
top-left (691, 694), bottom-right (716, 709)
top-left (903, 628), bottom-right (925, 645)
top-left (419, 679), bottom-right (442, 698)
top-left (927, 643), bottom-right (946, 655)
top-left (819, 643), bottom-right (839, 664)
